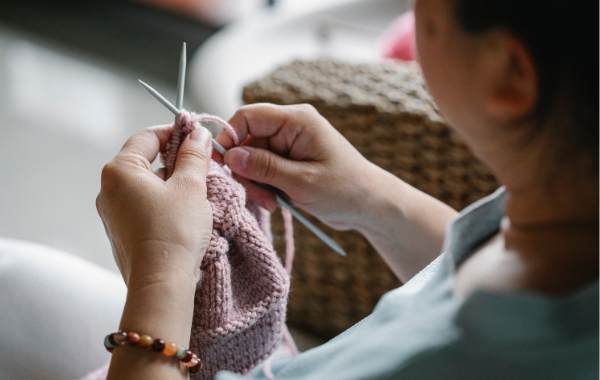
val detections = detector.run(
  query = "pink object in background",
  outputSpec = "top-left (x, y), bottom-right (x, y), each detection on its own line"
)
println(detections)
top-left (379, 11), bottom-right (416, 61)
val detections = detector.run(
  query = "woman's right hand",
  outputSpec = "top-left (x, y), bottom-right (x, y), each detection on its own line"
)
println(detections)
top-left (217, 103), bottom-right (375, 231)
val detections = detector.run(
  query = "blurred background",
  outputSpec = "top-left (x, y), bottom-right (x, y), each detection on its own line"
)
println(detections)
top-left (4, 0), bottom-right (503, 357)
top-left (0, 0), bottom-right (405, 272)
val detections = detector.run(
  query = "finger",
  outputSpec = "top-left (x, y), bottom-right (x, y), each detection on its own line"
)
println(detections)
top-left (170, 127), bottom-right (212, 182)
top-left (233, 175), bottom-right (277, 212)
top-left (212, 136), bottom-right (268, 165)
top-left (218, 104), bottom-right (292, 149)
top-left (244, 136), bottom-right (270, 150)
top-left (118, 125), bottom-right (173, 166)
top-left (224, 145), bottom-right (306, 191)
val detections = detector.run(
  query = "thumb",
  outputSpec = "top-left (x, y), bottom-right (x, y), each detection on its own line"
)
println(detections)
top-left (224, 146), bottom-right (304, 191)
top-left (171, 127), bottom-right (213, 181)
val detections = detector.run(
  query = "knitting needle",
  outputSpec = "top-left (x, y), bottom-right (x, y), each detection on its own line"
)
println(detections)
top-left (138, 80), bottom-right (347, 257)
top-left (175, 42), bottom-right (186, 110)
top-left (275, 196), bottom-right (348, 257)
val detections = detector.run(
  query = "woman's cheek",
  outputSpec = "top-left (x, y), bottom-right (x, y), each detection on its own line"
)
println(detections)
top-left (414, 0), bottom-right (467, 129)
top-left (415, 10), bottom-right (446, 113)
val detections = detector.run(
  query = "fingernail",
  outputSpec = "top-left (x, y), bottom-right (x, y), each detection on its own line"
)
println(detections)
top-left (231, 147), bottom-right (250, 171)
top-left (190, 127), bottom-right (210, 148)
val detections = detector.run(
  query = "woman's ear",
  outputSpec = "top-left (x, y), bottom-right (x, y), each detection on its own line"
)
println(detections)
top-left (482, 32), bottom-right (538, 122)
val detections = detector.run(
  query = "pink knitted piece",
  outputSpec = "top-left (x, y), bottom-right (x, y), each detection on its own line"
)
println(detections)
top-left (165, 112), bottom-right (290, 379)
top-left (79, 112), bottom-right (292, 380)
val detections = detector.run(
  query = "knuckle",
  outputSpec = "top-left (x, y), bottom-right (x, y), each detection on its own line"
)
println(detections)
top-left (179, 147), bottom-right (210, 163)
top-left (121, 134), bottom-right (139, 152)
top-left (100, 162), bottom-right (120, 189)
top-left (294, 103), bottom-right (317, 114)
top-left (232, 104), bottom-right (258, 122)
top-left (300, 164), bottom-right (320, 187)
top-left (231, 108), bottom-right (245, 122)
top-left (124, 154), bottom-right (151, 170)
top-left (289, 104), bottom-right (324, 128)
top-left (95, 194), bottom-right (103, 214)
top-left (257, 153), bottom-right (277, 181)
top-left (172, 175), bottom-right (207, 193)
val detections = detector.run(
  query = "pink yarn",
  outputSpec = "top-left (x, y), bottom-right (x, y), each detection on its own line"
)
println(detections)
top-left (163, 112), bottom-right (240, 178)
top-left (281, 208), bottom-right (295, 275)
top-left (261, 207), bottom-right (298, 378)
top-left (80, 112), bottom-right (297, 380)
top-left (164, 112), bottom-right (294, 379)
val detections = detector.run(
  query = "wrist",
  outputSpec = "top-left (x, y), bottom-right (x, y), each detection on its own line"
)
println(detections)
top-left (109, 276), bottom-right (197, 380)
top-left (127, 242), bottom-right (202, 288)
top-left (121, 243), bottom-right (201, 342)
top-left (353, 162), bottom-right (409, 235)
top-left (128, 263), bottom-right (198, 296)
top-left (121, 268), bottom-right (197, 344)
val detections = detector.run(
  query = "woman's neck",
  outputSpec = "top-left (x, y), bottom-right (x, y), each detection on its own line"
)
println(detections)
top-left (475, 132), bottom-right (599, 293)
top-left (479, 129), bottom-right (598, 226)
top-left (500, 156), bottom-right (598, 293)
top-left (504, 176), bottom-right (598, 227)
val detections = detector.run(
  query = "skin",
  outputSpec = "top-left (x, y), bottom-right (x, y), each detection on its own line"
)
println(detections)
top-left (97, 0), bottom-right (597, 378)
top-left (413, 0), bottom-right (597, 295)
top-left (98, 126), bottom-right (213, 379)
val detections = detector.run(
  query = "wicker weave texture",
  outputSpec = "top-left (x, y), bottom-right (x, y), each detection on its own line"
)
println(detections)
top-left (242, 59), bottom-right (498, 338)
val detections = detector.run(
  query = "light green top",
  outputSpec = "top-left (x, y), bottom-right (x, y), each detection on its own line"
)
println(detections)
top-left (219, 188), bottom-right (599, 380)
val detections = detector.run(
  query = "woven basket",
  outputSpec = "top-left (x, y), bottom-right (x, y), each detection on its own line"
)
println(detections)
top-left (242, 59), bottom-right (498, 339)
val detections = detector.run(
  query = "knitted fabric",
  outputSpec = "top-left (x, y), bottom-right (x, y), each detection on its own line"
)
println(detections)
top-left (168, 112), bottom-right (290, 379)
top-left (80, 112), bottom-right (292, 380)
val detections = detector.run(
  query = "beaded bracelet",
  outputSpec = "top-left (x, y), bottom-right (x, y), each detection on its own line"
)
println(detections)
top-left (104, 330), bottom-right (202, 374)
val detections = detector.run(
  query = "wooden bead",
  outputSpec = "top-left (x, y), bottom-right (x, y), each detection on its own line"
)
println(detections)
top-left (104, 331), bottom-right (200, 373)
top-left (152, 338), bottom-right (166, 352)
top-left (138, 334), bottom-right (153, 348)
top-left (107, 334), bottom-right (117, 347)
top-left (127, 332), bottom-right (140, 344)
top-left (175, 347), bottom-right (188, 360)
top-left (162, 342), bottom-right (177, 357)
top-left (185, 357), bottom-right (199, 368)
top-left (189, 360), bottom-right (201, 374)
top-left (181, 350), bottom-right (194, 363)
top-left (187, 357), bottom-right (202, 373)
top-left (113, 332), bottom-right (128, 346)
top-left (104, 335), bottom-right (116, 351)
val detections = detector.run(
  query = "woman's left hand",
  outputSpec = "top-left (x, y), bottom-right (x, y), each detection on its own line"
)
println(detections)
top-left (96, 126), bottom-right (214, 289)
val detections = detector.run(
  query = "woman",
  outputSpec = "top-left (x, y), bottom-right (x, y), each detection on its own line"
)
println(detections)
top-left (95, 0), bottom-right (598, 379)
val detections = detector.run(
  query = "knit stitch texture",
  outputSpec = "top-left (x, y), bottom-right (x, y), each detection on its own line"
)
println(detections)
top-left (80, 112), bottom-right (290, 380)
top-left (168, 112), bottom-right (290, 379)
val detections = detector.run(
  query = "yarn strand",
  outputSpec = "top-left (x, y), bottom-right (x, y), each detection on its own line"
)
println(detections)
top-left (166, 111), bottom-right (298, 379)
top-left (281, 207), bottom-right (295, 275)
top-left (165, 111), bottom-right (295, 379)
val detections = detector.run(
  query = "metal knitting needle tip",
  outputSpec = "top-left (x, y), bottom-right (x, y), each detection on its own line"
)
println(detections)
top-left (139, 79), bottom-right (181, 115)
top-left (139, 79), bottom-right (226, 154)
top-left (138, 79), bottom-right (346, 256)
top-left (176, 42), bottom-right (187, 110)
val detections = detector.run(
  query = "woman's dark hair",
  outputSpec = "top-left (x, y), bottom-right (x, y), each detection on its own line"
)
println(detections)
top-left (455, 0), bottom-right (598, 159)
